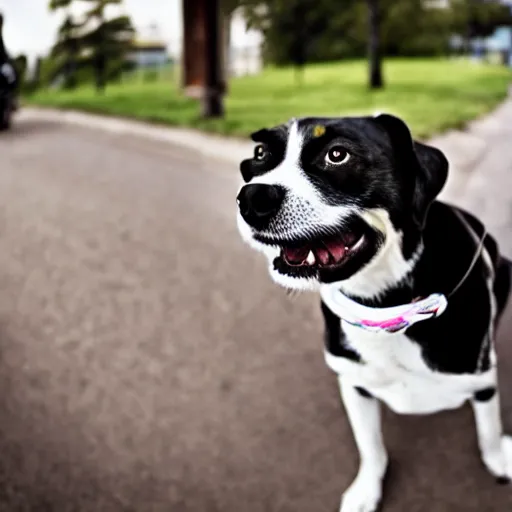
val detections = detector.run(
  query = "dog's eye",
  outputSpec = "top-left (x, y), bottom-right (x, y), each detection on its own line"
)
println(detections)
top-left (325, 146), bottom-right (350, 166)
top-left (254, 144), bottom-right (269, 161)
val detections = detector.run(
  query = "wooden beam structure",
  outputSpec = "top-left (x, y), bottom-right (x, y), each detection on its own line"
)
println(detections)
top-left (182, 0), bottom-right (226, 118)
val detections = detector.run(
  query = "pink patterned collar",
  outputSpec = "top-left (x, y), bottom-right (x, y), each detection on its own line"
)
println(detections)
top-left (320, 285), bottom-right (448, 334)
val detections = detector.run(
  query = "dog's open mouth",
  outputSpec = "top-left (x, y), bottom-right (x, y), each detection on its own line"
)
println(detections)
top-left (249, 213), bottom-right (383, 283)
top-left (253, 220), bottom-right (373, 280)
top-left (280, 232), bottom-right (364, 268)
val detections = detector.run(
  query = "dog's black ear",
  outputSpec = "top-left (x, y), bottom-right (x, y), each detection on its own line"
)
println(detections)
top-left (374, 114), bottom-right (448, 230)
top-left (250, 129), bottom-right (269, 143)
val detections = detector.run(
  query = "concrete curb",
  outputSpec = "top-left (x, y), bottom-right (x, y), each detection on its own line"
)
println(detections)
top-left (20, 107), bottom-right (254, 166)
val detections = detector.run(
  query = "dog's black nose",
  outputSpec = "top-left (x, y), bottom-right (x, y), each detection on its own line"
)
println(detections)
top-left (237, 184), bottom-right (285, 229)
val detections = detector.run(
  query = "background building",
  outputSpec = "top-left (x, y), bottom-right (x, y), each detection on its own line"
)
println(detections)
top-left (128, 23), bottom-right (171, 70)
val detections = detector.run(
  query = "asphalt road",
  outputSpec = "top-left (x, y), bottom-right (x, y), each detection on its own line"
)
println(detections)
top-left (0, 114), bottom-right (511, 512)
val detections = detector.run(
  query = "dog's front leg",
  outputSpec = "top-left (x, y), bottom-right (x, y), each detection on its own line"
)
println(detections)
top-left (471, 386), bottom-right (512, 482)
top-left (339, 378), bottom-right (388, 512)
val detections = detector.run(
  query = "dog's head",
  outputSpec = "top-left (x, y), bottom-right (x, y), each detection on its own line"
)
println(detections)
top-left (236, 115), bottom-right (448, 297)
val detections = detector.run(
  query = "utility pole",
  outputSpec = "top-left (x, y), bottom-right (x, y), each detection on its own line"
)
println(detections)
top-left (202, 0), bottom-right (224, 117)
top-left (182, 0), bottom-right (225, 118)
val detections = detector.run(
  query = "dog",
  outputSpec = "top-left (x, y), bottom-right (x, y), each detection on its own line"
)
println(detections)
top-left (236, 114), bottom-right (512, 512)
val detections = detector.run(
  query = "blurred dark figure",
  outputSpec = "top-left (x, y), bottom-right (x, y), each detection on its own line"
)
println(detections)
top-left (0, 12), bottom-right (19, 130)
top-left (367, 0), bottom-right (383, 89)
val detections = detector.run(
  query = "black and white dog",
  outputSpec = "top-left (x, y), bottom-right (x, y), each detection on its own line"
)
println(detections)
top-left (236, 114), bottom-right (512, 512)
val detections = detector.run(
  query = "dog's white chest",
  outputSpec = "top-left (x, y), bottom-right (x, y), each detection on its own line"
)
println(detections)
top-left (325, 321), bottom-right (494, 415)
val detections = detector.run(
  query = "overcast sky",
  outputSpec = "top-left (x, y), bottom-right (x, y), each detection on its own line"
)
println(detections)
top-left (0, 0), bottom-right (259, 62)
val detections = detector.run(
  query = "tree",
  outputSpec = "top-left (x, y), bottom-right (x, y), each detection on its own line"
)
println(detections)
top-left (49, 0), bottom-right (73, 8)
top-left (49, 0), bottom-right (81, 89)
top-left (381, 0), bottom-right (450, 56)
top-left (51, 15), bottom-right (82, 89)
top-left (79, 0), bottom-right (134, 93)
top-left (32, 57), bottom-right (43, 90)
top-left (450, 0), bottom-right (512, 53)
top-left (239, 0), bottom-right (454, 68)
top-left (367, 0), bottom-right (383, 89)
top-left (243, 0), bottom-right (330, 82)
top-left (12, 54), bottom-right (27, 89)
top-left (278, 0), bottom-right (327, 84)
top-left (48, 0), bottom-right (135, 91)
top-left (221, 0), bottom-right (241, 13)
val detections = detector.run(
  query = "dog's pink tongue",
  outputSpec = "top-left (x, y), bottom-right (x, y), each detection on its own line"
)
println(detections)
top-left (315, 247), bottom-right (331, 265)
top-left (325, 240), bottom-right (346, 263)
top-left (283, 246), bottom-right (309, 265)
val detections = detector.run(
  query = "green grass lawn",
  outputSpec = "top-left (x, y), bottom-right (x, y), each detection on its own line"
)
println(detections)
top-left (28, 58), bottom-right (512, 139)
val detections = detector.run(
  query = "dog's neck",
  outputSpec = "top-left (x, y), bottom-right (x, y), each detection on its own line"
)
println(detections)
top-left (342, 276), bottom-right (417, 309)
top-left (337, 216), bottom-right (483, 310)
top-left (335, 227), bottom-right (424, 308)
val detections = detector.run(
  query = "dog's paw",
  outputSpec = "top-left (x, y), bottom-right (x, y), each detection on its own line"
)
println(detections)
top-left (500, 435), bottom-right (512, 482)
top-left (482, 435), bottom-right (512, 482)
top-left (339, 473), bottom-right (382, 512)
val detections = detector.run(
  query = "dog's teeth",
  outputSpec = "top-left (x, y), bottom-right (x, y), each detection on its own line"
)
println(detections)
top-left (306, 250), bottom-right (315, 265)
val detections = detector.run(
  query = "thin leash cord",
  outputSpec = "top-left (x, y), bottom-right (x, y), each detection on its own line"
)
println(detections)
top-left (449, 210), bottom-right (495, 372)
top-left (447, 225), bottom-right (488, 298)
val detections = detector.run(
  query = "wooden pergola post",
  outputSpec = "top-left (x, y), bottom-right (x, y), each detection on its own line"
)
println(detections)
top-left (182, 0), bottom-right (226, 118)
